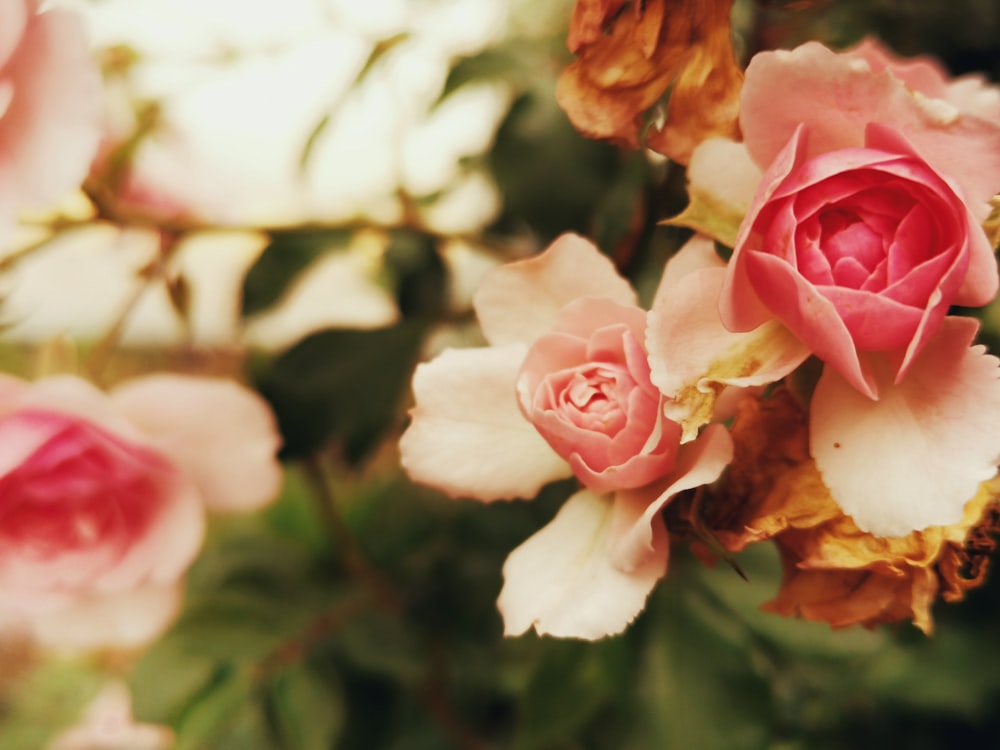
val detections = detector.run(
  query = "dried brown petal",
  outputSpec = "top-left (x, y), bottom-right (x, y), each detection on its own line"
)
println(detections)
top-left (557, 0), bottom-right (742, 163)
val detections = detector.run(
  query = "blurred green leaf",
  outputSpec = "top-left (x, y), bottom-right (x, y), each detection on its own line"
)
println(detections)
top-left (131, 633), bottom-right (220, 725)
top-left (268, 664), bottom-right (346, 750)
top-left (241, 231), bottom-right (352, 318)
top-left (382, 229), bottom-right (447, 319)
top-left (253, 320), bottom-right (426, 461)
top-left (622, 575), bottom-right (772, 750)
top-left (174, 668), bottom-right (269, 750)
top-left (441, 46), bottom-right (526, 100)
top-left (513, 637), bottom-right (632, 750)
top-left (331, 608), bottom-right (428, 686)
top-left (0, 660), bottom-right (104, 750)
top-left (490, 90), bottom-right (621, 242)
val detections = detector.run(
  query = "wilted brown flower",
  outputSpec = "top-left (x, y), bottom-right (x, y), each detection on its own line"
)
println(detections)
top-left (556, 0), bottom-right (743, 164)
top-left (698, 389), bottom-right (1000, 633)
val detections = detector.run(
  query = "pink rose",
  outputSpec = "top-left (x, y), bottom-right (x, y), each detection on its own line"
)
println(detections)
top-left (721, 40), bottom-right (1000, 397)
top-left (401, 234), bottom-right (732, 638)
top-left (0, 0), bottom-right (102, 229)
top-left (656, 41), bottom-right (1000, 538)
top-left (0, 373), bottom-right (282, 650)
top-left (517, 298), bottom-right (681, 492)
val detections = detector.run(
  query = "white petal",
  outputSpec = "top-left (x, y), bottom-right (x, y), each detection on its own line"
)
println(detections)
top-left (400, 345), bottom-right (569, 500)
top-left (647, 254), bottom-right (809, 441)
top-left (498, 489), bottom-right (667, 640)
top-left (111, 375), bottom-right (283, 513)
top-left (473, 234), bottom-right (636, 346)
top-left (811, 317), bottom-right (1000, 536)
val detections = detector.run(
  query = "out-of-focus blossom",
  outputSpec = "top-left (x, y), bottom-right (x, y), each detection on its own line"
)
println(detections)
top-left (656, 40), bottom-right (1000, 537)
top-left (556, 0), bottom-right (742, 164)
top-left (0, 0), bottom-right (102, 234)
top-left (698, 389), bottom-right (1000, 633)
top-left (0, 373), bottom-right (282, 650)
top-left (47, 680), bottom-right (174, 750)
top-left (400, 234), bottom-right (731, 639)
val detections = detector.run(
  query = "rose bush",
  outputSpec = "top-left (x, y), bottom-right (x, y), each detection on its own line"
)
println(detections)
top-left (0, 0), bottom-right (102, 232)
top-left (0, 373), bottom-right (282, 650)
top-left (401, 233), bottom-right (731, 638)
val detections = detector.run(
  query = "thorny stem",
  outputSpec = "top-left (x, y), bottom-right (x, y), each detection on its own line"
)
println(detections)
top-left (301, 453), bottom-right (489, 750)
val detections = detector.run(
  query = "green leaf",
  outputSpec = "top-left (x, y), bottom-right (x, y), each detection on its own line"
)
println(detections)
top-left (241, 231), bottom-right (352, 318)
top-left (440, 46), bottom-right (525, 100)
top-left (268, 665), bottom-right (346, 750)
top-left (0, 660), bottom-right (105, 750)
top-left (382, 229), bottom-right (447, 319)
top-left (490, 90), bottom-right (621, 242)
top-left (252, 320), bottom-right (426, 462)
top-left (131, 632), bottom-right (220, 725)
top-left (513, 637), bottom-right (632, 750)
top-left (332, 608), bottom-right (428, 686)
top-left (174, 668), bottom-right (269, 750)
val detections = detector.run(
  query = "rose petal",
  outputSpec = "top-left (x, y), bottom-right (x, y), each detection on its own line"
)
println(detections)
top-left (740, 41), bottom-right (1000, 216)
top-left (400, 345), bottom-right (570, 500)
top-left (609, 423), bottom-right (732, 571)
top-left (669, 138), bottom-right (763, 247)
top-left (648, 238), bottom-right (810, 439)
top-left (744, 252), bottom-right (878, 398)
top-left (811, 316), bottom-right (1000, 536)
top-left (0, 4), bottom-right (102, 209)
top-left (497, 489), bottom-right (667, 639)
top-left (473, 234), bottom-right (636, 346)
top-left (111, 375), bottom-right (283, 513)
top-left (29, 582), bottom-right (184, 651)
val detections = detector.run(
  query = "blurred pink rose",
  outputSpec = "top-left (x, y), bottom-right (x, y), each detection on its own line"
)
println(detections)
top-left (517, 297), bottom-right (682, 492)
top-left (0, 0), bottom-right (102, 228)
top-left (721, 40), bottom-right (1000, 398)
top-left (0, 374), bottom-right (282, 650)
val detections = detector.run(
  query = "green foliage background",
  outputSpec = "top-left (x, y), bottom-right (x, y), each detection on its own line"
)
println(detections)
top-left (4, 1), bottom-right (1000, 748)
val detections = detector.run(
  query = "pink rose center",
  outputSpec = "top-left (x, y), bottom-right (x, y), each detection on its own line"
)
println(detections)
top-left (0, 411), bottom-right (172, 593)
top-left (767, 160), bottom-right (964, 306)
top-left (558, 364), bottom-right (634, 434)
top-left (517, 298), bottom-right (682, 493)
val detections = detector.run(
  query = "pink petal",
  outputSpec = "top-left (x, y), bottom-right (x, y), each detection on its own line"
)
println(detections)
top-left (473, 234), bottom-right (637, 346)
top-left (0, 4), bottom-right (102, 209)
top-left (92, 472), bottom-right (205, 592)
top-left (721, 124), bottom-right (811, 334)
top-left (647, 241), bottom-right (810, 439)
top-left (740, 41), bottom-right (1000, 216)
top-left (8, 376), bottom-right (145, 439)
top-left (497, 489), bottom-right (667, 640)
top-left (845, 37), bottom-right (951, 99)
top-left (111, 375), bottom-right (283, 513)
top-left (609, 424), bottom-right (732, 571)
top-left (28, 582), bottom-right (184, 651)
top-left (744, 252), bottom-right (878, 398)
top-left (400, 345), bottom-right (570, 501)
top-left (811, 316), bottom-right (1000, 536)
